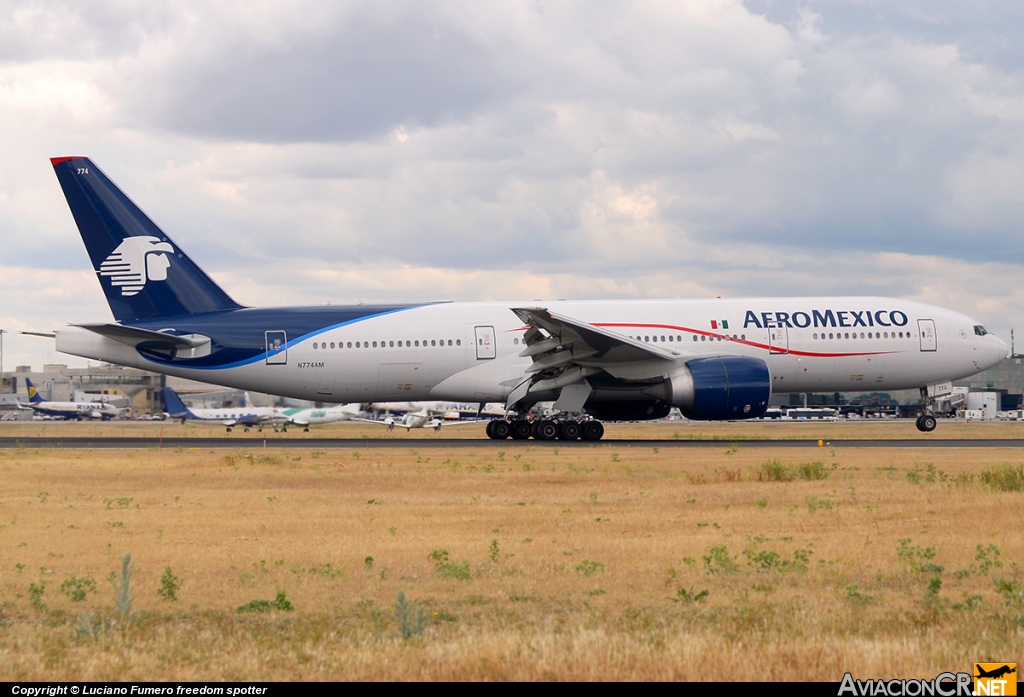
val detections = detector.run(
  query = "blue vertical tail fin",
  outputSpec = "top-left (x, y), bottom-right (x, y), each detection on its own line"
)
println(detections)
top-left (24, 378), bottom-right (44, 404)
top-left (161, 387), bottom-right (194, 419)
top-left (50, 157), bottom-right (244, 322)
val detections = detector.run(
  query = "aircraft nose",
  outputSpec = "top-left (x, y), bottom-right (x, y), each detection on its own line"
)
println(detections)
top-left (992, 335), bottom-right (1009, 363)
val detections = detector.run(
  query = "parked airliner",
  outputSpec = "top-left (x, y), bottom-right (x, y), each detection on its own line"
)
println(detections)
top-left (45, 157), bottom-right (1007, 439)
top-left (162, 387), bottom-right (281, 431)
top-left (20, 378), bottom-right (122, 420)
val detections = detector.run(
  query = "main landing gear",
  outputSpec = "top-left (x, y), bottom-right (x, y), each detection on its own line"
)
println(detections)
top-left (485, 418), bottom-right (605, 441)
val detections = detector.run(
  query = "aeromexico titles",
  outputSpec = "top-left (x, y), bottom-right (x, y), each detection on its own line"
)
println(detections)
top-left (44, 157), bottom-right (1007, 439)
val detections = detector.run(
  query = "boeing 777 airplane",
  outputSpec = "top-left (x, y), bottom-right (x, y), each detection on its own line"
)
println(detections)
top-left (44, 157), bottom-right (1007, 439)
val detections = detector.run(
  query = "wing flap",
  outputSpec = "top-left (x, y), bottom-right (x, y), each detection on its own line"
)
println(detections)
top-left (511, 307), bottom-right (676, 363)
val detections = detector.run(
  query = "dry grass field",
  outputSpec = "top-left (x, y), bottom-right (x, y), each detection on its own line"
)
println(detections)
top-left (0, 422), bottom-right (1021, 680)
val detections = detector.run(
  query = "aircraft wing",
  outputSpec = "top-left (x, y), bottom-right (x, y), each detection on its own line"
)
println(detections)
top-left (506, 307), bottom-right (686, 411)
top-left (510, 307), bottom-right (678, 365)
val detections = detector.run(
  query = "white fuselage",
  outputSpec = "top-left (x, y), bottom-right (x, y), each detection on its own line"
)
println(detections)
top-left (56, 297), bottom-right (1007, 406)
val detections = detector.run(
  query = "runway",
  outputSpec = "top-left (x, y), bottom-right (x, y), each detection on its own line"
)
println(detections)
top-left (3, 436), bottom-right (1024, 449)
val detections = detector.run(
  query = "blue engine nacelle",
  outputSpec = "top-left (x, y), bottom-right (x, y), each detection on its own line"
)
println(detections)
top-left (658, 356), bottom-right (771, 420)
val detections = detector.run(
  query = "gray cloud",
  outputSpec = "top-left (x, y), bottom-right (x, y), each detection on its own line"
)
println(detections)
top-left (3, 0), bottom-right (1024, 372)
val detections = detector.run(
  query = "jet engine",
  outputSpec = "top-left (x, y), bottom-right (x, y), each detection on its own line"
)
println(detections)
top-left (646, 356), bottom-right (771, 420)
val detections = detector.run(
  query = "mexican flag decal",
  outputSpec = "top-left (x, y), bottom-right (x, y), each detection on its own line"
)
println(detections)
top-left (710, 320), bottom-right (729, 330)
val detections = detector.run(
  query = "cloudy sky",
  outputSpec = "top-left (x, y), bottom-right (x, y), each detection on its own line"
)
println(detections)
top-left (2, 0), bottom-right (1024, 370)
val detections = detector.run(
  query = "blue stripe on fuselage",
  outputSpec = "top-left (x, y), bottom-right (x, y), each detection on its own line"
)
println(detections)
top-left (127, 304), bottom-right (426, 371)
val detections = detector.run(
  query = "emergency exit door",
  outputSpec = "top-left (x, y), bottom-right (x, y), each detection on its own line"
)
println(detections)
top-left (918, 319), bottom-right (936, 352)
top-left (768, 324), bottom-right (789, 354)
top-left (265, 330), bottom-right (287, 364)
top-left (474, 326), bottom-right (496, 359)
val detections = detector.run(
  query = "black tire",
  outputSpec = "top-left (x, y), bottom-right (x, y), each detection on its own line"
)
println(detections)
top-left (581, 421), bottom-right (605, 441)
top-left (485, 420), bottom-right (497, 439)
top-left (491, 420), bottom-right (512, 440)
top-left (511, 420), bottom-right (532, 440)
top-left (558, 421), bottom-right (581, 440)
top-left (917, 414), bottom-right (937, 432)
top-left (226, 427), bottom-right (232, 432)
top-left (535, 420), bottom-right (559, 441)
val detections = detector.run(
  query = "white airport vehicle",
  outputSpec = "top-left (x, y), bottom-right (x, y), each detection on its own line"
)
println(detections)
top-left (44, 157), bottom-right (1008, 439)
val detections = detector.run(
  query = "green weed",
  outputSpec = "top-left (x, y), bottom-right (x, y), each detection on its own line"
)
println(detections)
top-left (60, 576), bottom-right (96, 603)
top-left (980, 464), bottom-right (1024, 492)
top-left (28, 581), bottom-right (46, 610)
top-left (906, 462), bottom-right (947, 484)
top-left (756, 459), bottom-right (795, 482)
top-left (575, 560), bottom-right (605, 577)
top-left (796, 461), bottom-right (835, 481)
top-left (896, 538), bottom-right (943, 574)
top-left (670, 586), bottom-right (709, 604)
top-left (236, 590), bottom-right (293, 613)
top-left (395, 590), bottom-right (427, 639)
top-left (110, 553), bottom-right (135, 621)
top-left (157, 567), bottom-right (180, 602)
top-left (702, 546), bottom-right (738, 574)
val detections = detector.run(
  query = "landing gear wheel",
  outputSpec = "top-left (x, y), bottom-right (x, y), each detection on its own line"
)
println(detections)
top-left (558, 421), bottom-right (581, 440)
top-left (226, 427), bottom-right (233, 432)
top-left (511, 420), bottom-right (532, 440)
top-left (488, 420), bottom-right (511, 440)
top-left (581, 421), bottom-right (605, 441)
top-left (303, 427), bottom-right (310, 432)
top-left (535, 420), bottom-right (559, 441)
top-left (916, 414), bottom-right (937, 432)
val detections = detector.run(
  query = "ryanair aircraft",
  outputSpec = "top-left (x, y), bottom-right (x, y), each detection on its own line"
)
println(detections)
top-left (46, 157), bottom-right (1007, 440)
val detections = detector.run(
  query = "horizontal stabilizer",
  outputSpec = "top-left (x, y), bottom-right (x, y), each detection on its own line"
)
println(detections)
top-left (75, 323), bottom-right (211, 350)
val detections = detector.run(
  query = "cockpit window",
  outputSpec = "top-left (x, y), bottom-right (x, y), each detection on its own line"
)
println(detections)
top-left (974, 325), bottom-right (989, 336)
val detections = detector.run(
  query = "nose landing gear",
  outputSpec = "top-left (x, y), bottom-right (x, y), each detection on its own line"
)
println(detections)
top-left (916, 387), bottom-right (938, 432)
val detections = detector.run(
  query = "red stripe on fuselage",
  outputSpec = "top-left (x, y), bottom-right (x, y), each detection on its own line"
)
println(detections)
top-left (593, 322), bottom-right (895, 358)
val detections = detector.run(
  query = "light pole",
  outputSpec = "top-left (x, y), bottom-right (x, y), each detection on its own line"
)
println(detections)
top-left (0, 329), bottom-right (5, 397)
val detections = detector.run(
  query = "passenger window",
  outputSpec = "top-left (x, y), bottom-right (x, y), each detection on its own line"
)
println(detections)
top-left (701, 336), bottom-right (706, 342)
top-left (661, 335), bottom-right (666, 342)
top-left (389, 341), bottom-right (394, 347)
top-left (457, 339), bottom-right (461, 346)
top-left (431, 340), bottom-right (436, 346)
top-left (448, 340), bottom-right (453, 346)
top-left (645, 336), bottom-right (649, 342)
top-left (813, 333), bottom-right (818, 340)
top-left (693, 336), bottom-right (698, 342)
